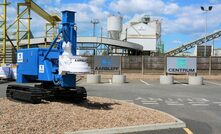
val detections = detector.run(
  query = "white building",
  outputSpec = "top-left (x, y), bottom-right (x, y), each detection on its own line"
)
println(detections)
top-left (107, 15), bottom-right (123, 40)
top-left (120, 15), bottom-right (162, 52)
top-left (214, 48), bottom-right (221, 56)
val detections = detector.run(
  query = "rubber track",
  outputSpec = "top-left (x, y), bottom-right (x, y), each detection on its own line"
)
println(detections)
top-left (6, 84), bottom-right (87, 104)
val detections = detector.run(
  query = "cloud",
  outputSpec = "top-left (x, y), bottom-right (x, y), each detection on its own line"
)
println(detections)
top-left (164, 3), bottom-right (179, 14)
top-left (164, 4), bottom-right (221, 35)
top-left (209, 0), bottom-right (220, 4)
top-left (172, 40), bottom-right (182, 44)
top-left (109, 0), bottom-right (179, 15)
top-left (55, 0), bottom-right (61, 5)
top-left (109, 0), bottom-right (221, 37)
top-left (35, 0), bottom-right (52, 4)
top-left (0, 0), bottom-right (109, 37)
top-left (89, 0), bottom-right (105, 6)
top-left (2, 0), bottom-right (221, 41)
top-left (27, 1), bottom-right (110, 36)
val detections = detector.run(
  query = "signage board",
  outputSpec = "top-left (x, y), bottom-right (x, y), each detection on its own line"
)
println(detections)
top-left (167, 57), bottom-right (197, 74)
top-left (94, 56), bottom-right (120, 71)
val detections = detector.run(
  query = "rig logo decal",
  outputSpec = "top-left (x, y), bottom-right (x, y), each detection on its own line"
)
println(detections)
top-left (17, 53), bottom-right (23, 63)
top-left (101, 57), bottom-right (112, 67)
top-left (39, 65), bottom-right (45, 73)
top-left (176, 58), bottom-right (187, 68)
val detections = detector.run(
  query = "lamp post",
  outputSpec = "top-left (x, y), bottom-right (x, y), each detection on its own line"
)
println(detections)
top-left (201, 6), bottom-right (213, 57)
top-left (91, 19), bottom-right (99, 37)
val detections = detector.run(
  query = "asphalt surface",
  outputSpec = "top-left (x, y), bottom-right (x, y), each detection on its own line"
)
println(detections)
top-left (1, 79), bottom-right (221, 134)
top-left (80, 79), bottom-right (221, 134)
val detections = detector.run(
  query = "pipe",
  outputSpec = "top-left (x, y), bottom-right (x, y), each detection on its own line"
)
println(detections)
top-left (28, 6), bottom-right (31, 48)
top-left (16, 4), bottom-right (20, 50)
top-left (2, 0), bottom-right (7, 64)
top-left (43, 30), bottom-right (62, 60)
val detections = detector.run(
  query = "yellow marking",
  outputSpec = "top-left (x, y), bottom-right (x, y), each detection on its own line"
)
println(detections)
top-left (183, 128), bottom-right (194, 134)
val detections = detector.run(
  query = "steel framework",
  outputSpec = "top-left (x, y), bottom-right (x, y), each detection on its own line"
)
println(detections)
top-left (0, 0), bottom-right (9, 64)
top-left (0, 0), bottom-right (61, 64)
top-left (45, 23), bottom-right (59, 47)
top-left (16, 0), bottom-right (61, 49)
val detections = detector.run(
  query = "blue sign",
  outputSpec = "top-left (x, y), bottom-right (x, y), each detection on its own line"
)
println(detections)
top-left (94, 56), bottom-right (120, 70)
top-left (101, 57), bottom-right (112, 67)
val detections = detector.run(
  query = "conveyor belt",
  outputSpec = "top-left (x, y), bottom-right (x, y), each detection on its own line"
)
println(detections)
top-left (166, 30), bottom-right (221, 56)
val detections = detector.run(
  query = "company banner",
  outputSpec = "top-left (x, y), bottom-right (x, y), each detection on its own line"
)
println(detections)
top-left (167, 57), bottom-right (197, 73)
top-left (94, 56), bottom-right (120, 71)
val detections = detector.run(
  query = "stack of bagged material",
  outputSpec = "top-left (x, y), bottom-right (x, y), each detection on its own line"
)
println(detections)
top-left (0, 67), bottom-right (12, 79)
top-left (9, 64), bottom-right (17, 80)
top-left (11, 68), bottom-right (17, 80)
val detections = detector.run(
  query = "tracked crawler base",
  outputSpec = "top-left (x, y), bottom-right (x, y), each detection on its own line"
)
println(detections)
top-left (6, 84), bottom-right (87, 104)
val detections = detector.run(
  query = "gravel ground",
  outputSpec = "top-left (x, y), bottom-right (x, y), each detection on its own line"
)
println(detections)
top-left (0, 97), bottom-right (175, 134)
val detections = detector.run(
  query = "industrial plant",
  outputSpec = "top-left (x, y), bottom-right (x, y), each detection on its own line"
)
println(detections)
top-left (0, 0), bottom-right (221, 64)
top-left (0, 0), bottom-right (220, 79)
top-left (0, 1), bottom-right (221, 134)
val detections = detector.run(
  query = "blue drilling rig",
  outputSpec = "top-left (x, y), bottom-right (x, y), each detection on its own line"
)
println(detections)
top-left (6, 11), bottom-right (90, 103)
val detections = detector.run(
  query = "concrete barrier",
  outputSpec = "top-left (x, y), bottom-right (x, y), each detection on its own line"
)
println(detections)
top-left (160, 75), bottom-right (174, 85)
top-left (188, 76), bottom-right (203, 85)
top-left (86, 74), bottom-right (101, 84)
top-left (112, 75), bottom-right (126, 84)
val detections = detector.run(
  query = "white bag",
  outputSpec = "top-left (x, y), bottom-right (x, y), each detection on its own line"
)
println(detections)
top-left (59, 42), bottom-right (91, 75)
top-left (0, 67), bottom-right (11, 79)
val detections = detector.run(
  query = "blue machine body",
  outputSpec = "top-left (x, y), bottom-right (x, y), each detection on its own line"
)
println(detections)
top-left (16, 11), bottom-right (77, 89)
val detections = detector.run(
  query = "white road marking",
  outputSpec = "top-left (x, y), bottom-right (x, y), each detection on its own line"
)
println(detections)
top-left (141, 100), bottom-right (157, 103)
top-left (135, 97), bottom-right (221, 107)
top-left (165, 101), bottom-right (179, 103)
top-left (191, 104), bottom-right (209, 106)
top-left (213, 102), bottom-right (221, 104)
top-left (201, 98), bottom-right (210, 102)
top-left (124, 100), bottom-right (134, 102)
top-left (204, 80), bottom-right (221, 86)
top-left (135, 97), bottom-right (146, 100)
top-left (142, 102), bottom-right (159, 105)
top-left (187, 98), bottom-right (210, 104)
top-left (167, 98), bottom-right (174, 101)
top-left (187, 98), bottom-right (193, 101)
top-left (174, 80), bottom-right (188, 86)
top-left (148, 97), bottom-right (163, 101)
top-left (178, 98), bottom-right (184, 101)
top-left (140, 79), bottom-right (150, 86)
top-left (188, 101), bottom-right (206, 104)
top-left (167, 103), bottom-right (184, 106)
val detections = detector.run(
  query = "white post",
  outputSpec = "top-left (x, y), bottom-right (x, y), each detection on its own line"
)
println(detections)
top-left (204, 10), bottom-right (208, 57)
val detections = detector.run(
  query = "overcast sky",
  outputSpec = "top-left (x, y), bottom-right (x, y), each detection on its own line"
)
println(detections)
top-left (1, 0), bottom-right (221, 51)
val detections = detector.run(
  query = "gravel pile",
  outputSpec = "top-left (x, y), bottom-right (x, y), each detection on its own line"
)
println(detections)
top-left (0, 97), bottom-right (175, 134)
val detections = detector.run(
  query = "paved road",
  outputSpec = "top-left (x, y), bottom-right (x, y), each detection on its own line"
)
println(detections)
top-left (1, 79), bottom-right (221, 134)
top-left (0, 81), bottom-right (10, 98)
top-left (80, 79), bottom-right (221, 134)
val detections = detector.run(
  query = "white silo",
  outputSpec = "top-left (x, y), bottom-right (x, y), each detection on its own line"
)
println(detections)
top-left (107, 15), bottom-right (123, 40)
